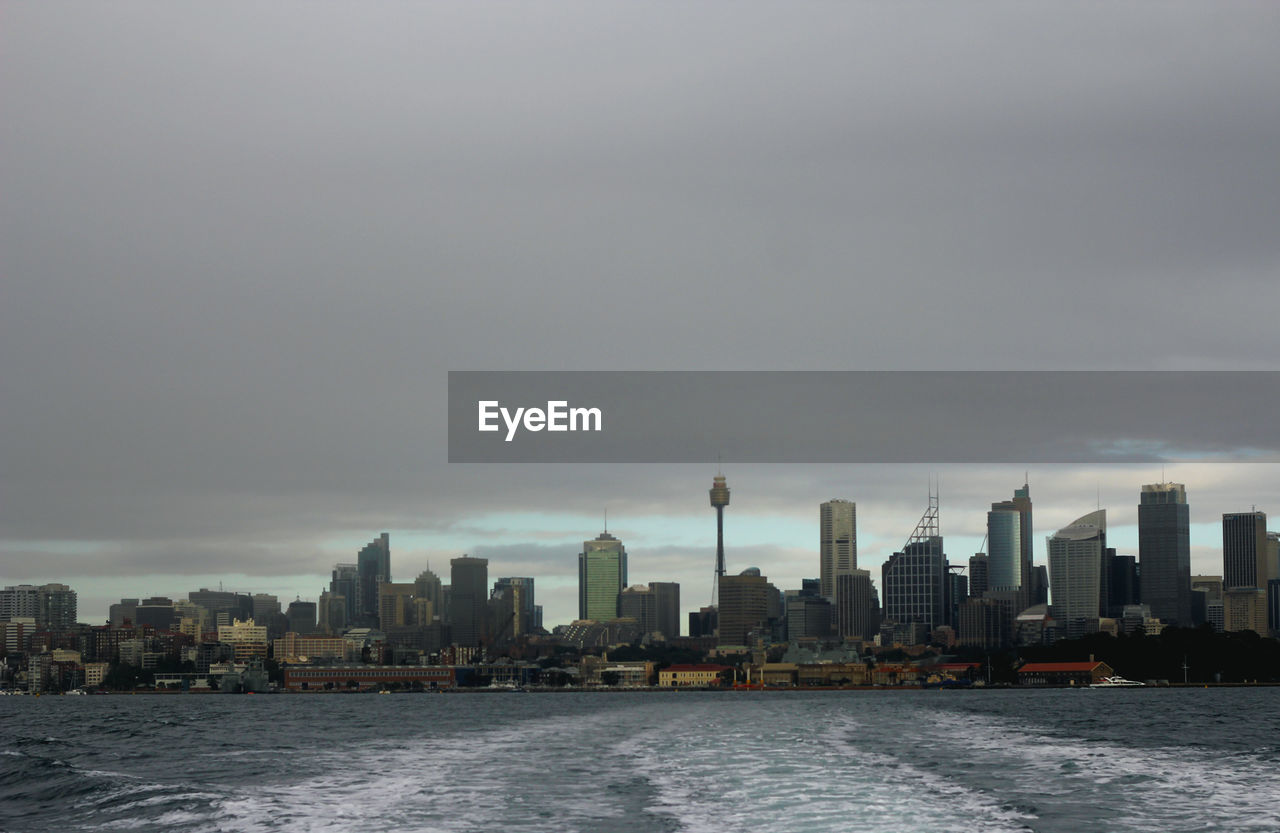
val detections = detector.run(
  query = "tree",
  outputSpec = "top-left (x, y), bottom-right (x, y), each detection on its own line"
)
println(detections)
top-left (600, 671), bottom-right (621, 687)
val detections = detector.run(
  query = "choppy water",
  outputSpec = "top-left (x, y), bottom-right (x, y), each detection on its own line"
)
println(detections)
top-left (3, 688), bottom-right (1278, 832)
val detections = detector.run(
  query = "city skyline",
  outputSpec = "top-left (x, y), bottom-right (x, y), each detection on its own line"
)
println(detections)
top-left (14, 466), bottom-right (1280, 632)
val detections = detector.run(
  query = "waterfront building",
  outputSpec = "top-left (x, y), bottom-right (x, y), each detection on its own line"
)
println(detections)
top-left (1017, 660), bottom-right (1113, 687)
top-left (819, 499), bottom-right (857, 600)
top-left (1139, 483), bottom-right (1191, 625)
top-left (658, 664), bottom-right (732, 688)
top-left (579, 531), bottom-right (627, 622)
top-left (217, 618), bottom-right (268, 661)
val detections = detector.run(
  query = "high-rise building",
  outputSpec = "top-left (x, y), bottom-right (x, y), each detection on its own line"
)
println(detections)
top-left (989, 484), bottom-right (1033, 604)
top-left (251, 594), bottom-right (281, 624)
top-left (449, 556), bottom-right (489, 648)
top-left (357, 533), bottom-right (391, 626)
top-left (318, 590), bottom-right (347, 634)
top-left (1048, 510), bottom-right (1106, 637)
top-left (329, 564), bottom-right (360, 627)
top-left (0, 585), bottom-right (40, 622)
top-left (1139, 483), bottom-right (1191, 626)
top-left (688, 606), bottom-right (718, 638)
top-left (1105, 552), bottom-right (1141, 618)
top-left (718, 568), bottom-right (771, 647)
top-left (1223, 587), bottom-right (1268, 634)
top-left (188, 589), bottom-right (253, 627)
top-left (968, 554), bottom-right (989, 600)
top-left (378, 582), bottom-right (417, 628)
top-left (649, 582), bottom-right (681, 639)
top-left (493, 577), bottom-right (536, 635)
top-left (135, 597), bottom-right (178, 631)
top-left (1223, 511), bottom-right (1269, 591)
top-left (414, 568), bottom-right (444, 623)
top-left (109, 599), bottom-right (140, 628)
top-left (619, 585), bottom-right (657, 633)
top-left (882, 494), bottom-right (947, 635)
top-left (579, 531), bottom-right (627, 621)
top-left (835, 569), bottom-right (877, 641)
top-left (35, 584), bottom-right (77, 630)
top-left (819, 499), bottom-right (857, 601)
top-left (285, 599), bottom-right (317, 634)
top-left (987, 506), bottom-right (1022, 593)
top-left (786, 593), bottom-right (833, 640)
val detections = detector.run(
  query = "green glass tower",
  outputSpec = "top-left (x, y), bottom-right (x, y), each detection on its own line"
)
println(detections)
top-left (579, 531), bottom-right (627, 621)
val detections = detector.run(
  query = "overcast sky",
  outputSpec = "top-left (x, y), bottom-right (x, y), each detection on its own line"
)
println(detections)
top-left (3, 3), bottom-right (1280, 627)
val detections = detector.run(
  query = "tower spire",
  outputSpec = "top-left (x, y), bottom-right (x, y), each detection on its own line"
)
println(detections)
top-left (709, 471), bottom-right (731, 605)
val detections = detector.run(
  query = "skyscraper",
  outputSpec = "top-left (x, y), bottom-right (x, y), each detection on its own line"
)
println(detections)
top-left (649, 581), bottom-right (681, 639)
top-left (357, 533), bottom-right (391, 626)
top-left (618, 585), bottom-right (657, 634)
top-left (819, 499), bottom-right (857, 601)
top-left (881, 493), bottom-right (947, 635)
top-left (1139, 483), bottom-right (1191, 626)
top-left (835, 569), bottom-right (877, 641)
top-left (1048, 509), bottom-right (1106, 637)
top-left (449, 555), bottom-right (489, 648)
top-left (414, 568), bottom-right (445, 624)
top-left (718, 568), bottom-right (771, 647)
top-left (1222, 511), bottom-right (1270, 634)
top-left (579, 531), bottom-right (627, 621)
top-left (986, 506), bottom-right (1022, 592)
top-left (968, 553), bottom-right (989, 599)
top-left (493, 576), bottom-right (536, 634)
top-left (285, 599), bottom-right (317, 634)
top-left (989, 483), bottom-right (1033, 604)
top-left (329, 563), bottom-right (360, 627)
top-left (1223, 511), bottom-right (1268, 591)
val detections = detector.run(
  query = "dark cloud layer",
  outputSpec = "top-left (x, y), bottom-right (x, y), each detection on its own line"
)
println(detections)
top-left (2, 3), bottom-right (1279, 622)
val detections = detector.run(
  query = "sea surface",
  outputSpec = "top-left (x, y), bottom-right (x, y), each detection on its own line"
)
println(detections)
top-left (3, 688), bottom-right (1278, 832)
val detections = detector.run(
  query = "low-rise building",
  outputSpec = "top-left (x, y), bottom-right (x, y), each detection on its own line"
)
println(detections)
top-left (658, 664), bottom-right (732, 688)
top-left (1017, 660), bottom-right (1113, 687)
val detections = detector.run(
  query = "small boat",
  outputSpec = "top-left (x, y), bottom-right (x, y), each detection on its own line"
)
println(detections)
top-left (1090, 675), bottom-right (1145, 688)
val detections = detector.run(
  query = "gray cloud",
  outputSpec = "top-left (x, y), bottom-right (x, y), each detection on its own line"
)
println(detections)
top-left (3, 3), bottom-right (1279, 623)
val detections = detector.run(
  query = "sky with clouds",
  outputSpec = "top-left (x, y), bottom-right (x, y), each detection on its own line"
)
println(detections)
top-left (3, 2), bottom-right (1279, 627)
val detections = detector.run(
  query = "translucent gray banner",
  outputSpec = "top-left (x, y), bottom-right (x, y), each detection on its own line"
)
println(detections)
top-left (448, 371), bottom-right (1280, 463)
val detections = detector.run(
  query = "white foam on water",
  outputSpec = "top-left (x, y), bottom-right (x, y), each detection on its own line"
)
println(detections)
top-left (889, 701), bottom-right (1280, 833)
top-left (624, 700), bottom-right (1035, 833)
top-left (210, 703), bottom-right (643, 832)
